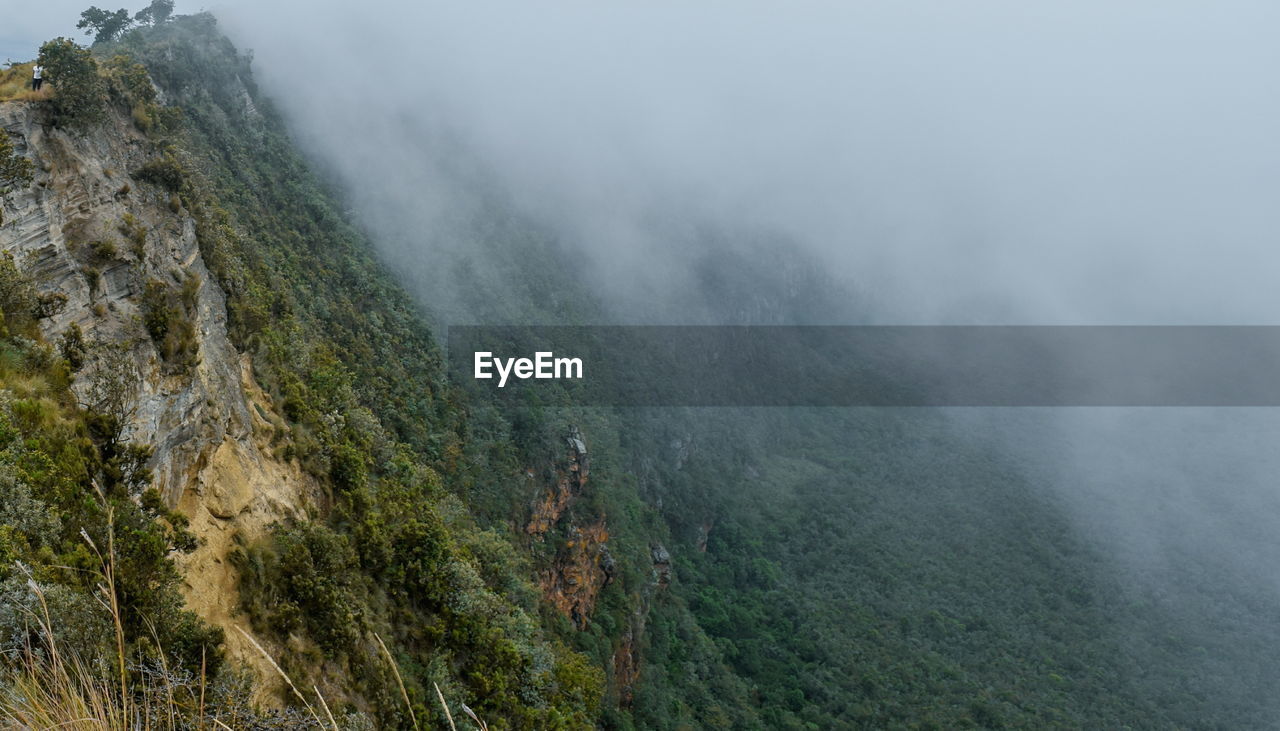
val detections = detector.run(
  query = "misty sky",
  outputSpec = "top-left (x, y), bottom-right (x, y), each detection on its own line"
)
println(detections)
top-left (202, 0), bottom-right (1280, 326)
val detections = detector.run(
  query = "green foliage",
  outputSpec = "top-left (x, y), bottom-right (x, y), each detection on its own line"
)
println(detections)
top-left (109, 15), bottom-right (604, 725)
top-left (37, 38), bottom-right (106, 128)
top-left (0, 130), bottom-right (33, 221)
top-left (79, 339), bottom-right (139, 452)
top-left (101, 55), bottom-right (153, 105)
top-left (0, 333), bottom-right (219, 680)
top-left (118, 213), bottom-right (147, 258)
top-left (133, 153), bottom-right (185, 191)
top-left (77, 7), bottom-right (134, 45)
top-left (100, 54), bottom-right (178, 136)
top-left (87, 238), bottom-right (118, 260)
top-left (0, 465), bottom-right (61, 543)
top-left (0, 254), bottom-right (63, 337)
top-left (75, 13), bottom-right (1270, 731)
top-left (134, 0), bottom-right (174, 25)
top-left (238, 522), bottom-right (365, 651)
top-left (0, 254), bottom-right (41, 336)
top-left (139, 277), bottom-right (198, 373)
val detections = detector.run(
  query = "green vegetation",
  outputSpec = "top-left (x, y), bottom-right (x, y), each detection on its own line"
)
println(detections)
top-left (27, 36), bottom-right (167, 133)
top-left (133, 0), bottom-right (174, 26)
top-left (0, 256), bottom-right (222, 717)
top-left (119, 212), bottom-right (147, 258)
top-left (133, 153), bottom-right (184, 190)
top-left (0, 132), bottom-right (32, 199)
top-left (37, 38), bottom-right (106, 128)
top-left (101, 52), bottom-right (175, 134)
top-left (95, 14), bottom-right (607, 727)
top-left (78, 7), bottom-right (136, 45)
top-left (140, 276), bottom-right (198, 373)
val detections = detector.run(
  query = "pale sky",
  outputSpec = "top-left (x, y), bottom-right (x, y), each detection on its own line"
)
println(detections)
top-left (214, 0), bottom-right (1280, 326)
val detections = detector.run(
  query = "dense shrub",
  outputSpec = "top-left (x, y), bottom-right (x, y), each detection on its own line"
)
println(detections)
top-left (133, 153), bottom-right (185, 191)
top-left (38, 38), bottom-right (106, 127)
top-left (0, 130), bottom-right (34, 225)
top-left (140, 277), bottom-right (197, 373)
top-left (0, 255), bottom-right (40, 335)
top-left (0, 339), bottom-right (220, 682)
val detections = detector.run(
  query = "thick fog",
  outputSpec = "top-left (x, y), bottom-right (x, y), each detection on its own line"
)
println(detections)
top-left (208, 0), bottom-right (1280, 326)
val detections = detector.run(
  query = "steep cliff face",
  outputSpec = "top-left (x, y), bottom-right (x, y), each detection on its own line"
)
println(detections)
top-left (526, 429), bottom-right (618, 630)
top-left (526, 426), bottom-right (591, 536)
top-left (539, 518), bottom-right (613, 628)
top-left (0, 99), bottom-right (313, 686)
top-left (0, 22), bottom-right (757, 726)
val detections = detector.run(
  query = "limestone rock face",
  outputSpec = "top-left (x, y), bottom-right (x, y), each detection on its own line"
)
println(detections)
top-left (0, 100), bottom-right (314, 691)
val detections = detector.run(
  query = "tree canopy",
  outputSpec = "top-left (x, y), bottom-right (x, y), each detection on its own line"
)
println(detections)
top-left (38, 38), bottom-right (106, 127)
top-left (77, 7), bottom-right (134, 45)
top-left (134, 0), bottom-right (174, 26)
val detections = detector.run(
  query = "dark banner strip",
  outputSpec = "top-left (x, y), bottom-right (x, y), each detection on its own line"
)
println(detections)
top-left (446, 326), bottom-right (1280, 406)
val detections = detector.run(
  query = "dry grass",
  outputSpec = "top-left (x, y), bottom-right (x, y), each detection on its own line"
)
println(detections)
top-left (1, 652), bottom-right (130, 729)
top-left (234, 626), bottom-right (330, 729)
top-left (0, 64), bottom-right (50, 103)
top-left (0, 501), bottom-right (489, 729)
top-left (375, 633), bottom-right (419, 730)
top-left (0, 503), bottom-right (203, 730)
top-left (0, 526), bottom-right (146, 729)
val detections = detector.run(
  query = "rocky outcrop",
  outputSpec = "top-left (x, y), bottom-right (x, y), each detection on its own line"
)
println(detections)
top-left (670, 434), bottom-right (693, 471)
top-left (612, 626), bottom-right (641, 707)
top-left (608, 541), bottom-right (677, 706)
top-left (527, 427), bottom-right (621, 630)
top-left (0, 100), bottom-right (314, 695)
top-left (650, 543), bottom-right (672, 588)
top-left (527, 426), bottom-right (591, 536)
top-left (696, 519), bottom-right (714, 553)
top-left (523, 426), bottom-right (679, 695)
top-left (539, 519), bottom-right (614, 629)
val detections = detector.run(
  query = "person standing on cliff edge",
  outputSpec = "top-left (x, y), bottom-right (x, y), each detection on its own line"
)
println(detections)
top-left (31, 64), bottom-right (43, 91)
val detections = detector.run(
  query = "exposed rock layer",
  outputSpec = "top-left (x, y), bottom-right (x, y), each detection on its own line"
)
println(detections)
top-left (0, 100), bottom-right (313, 695)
